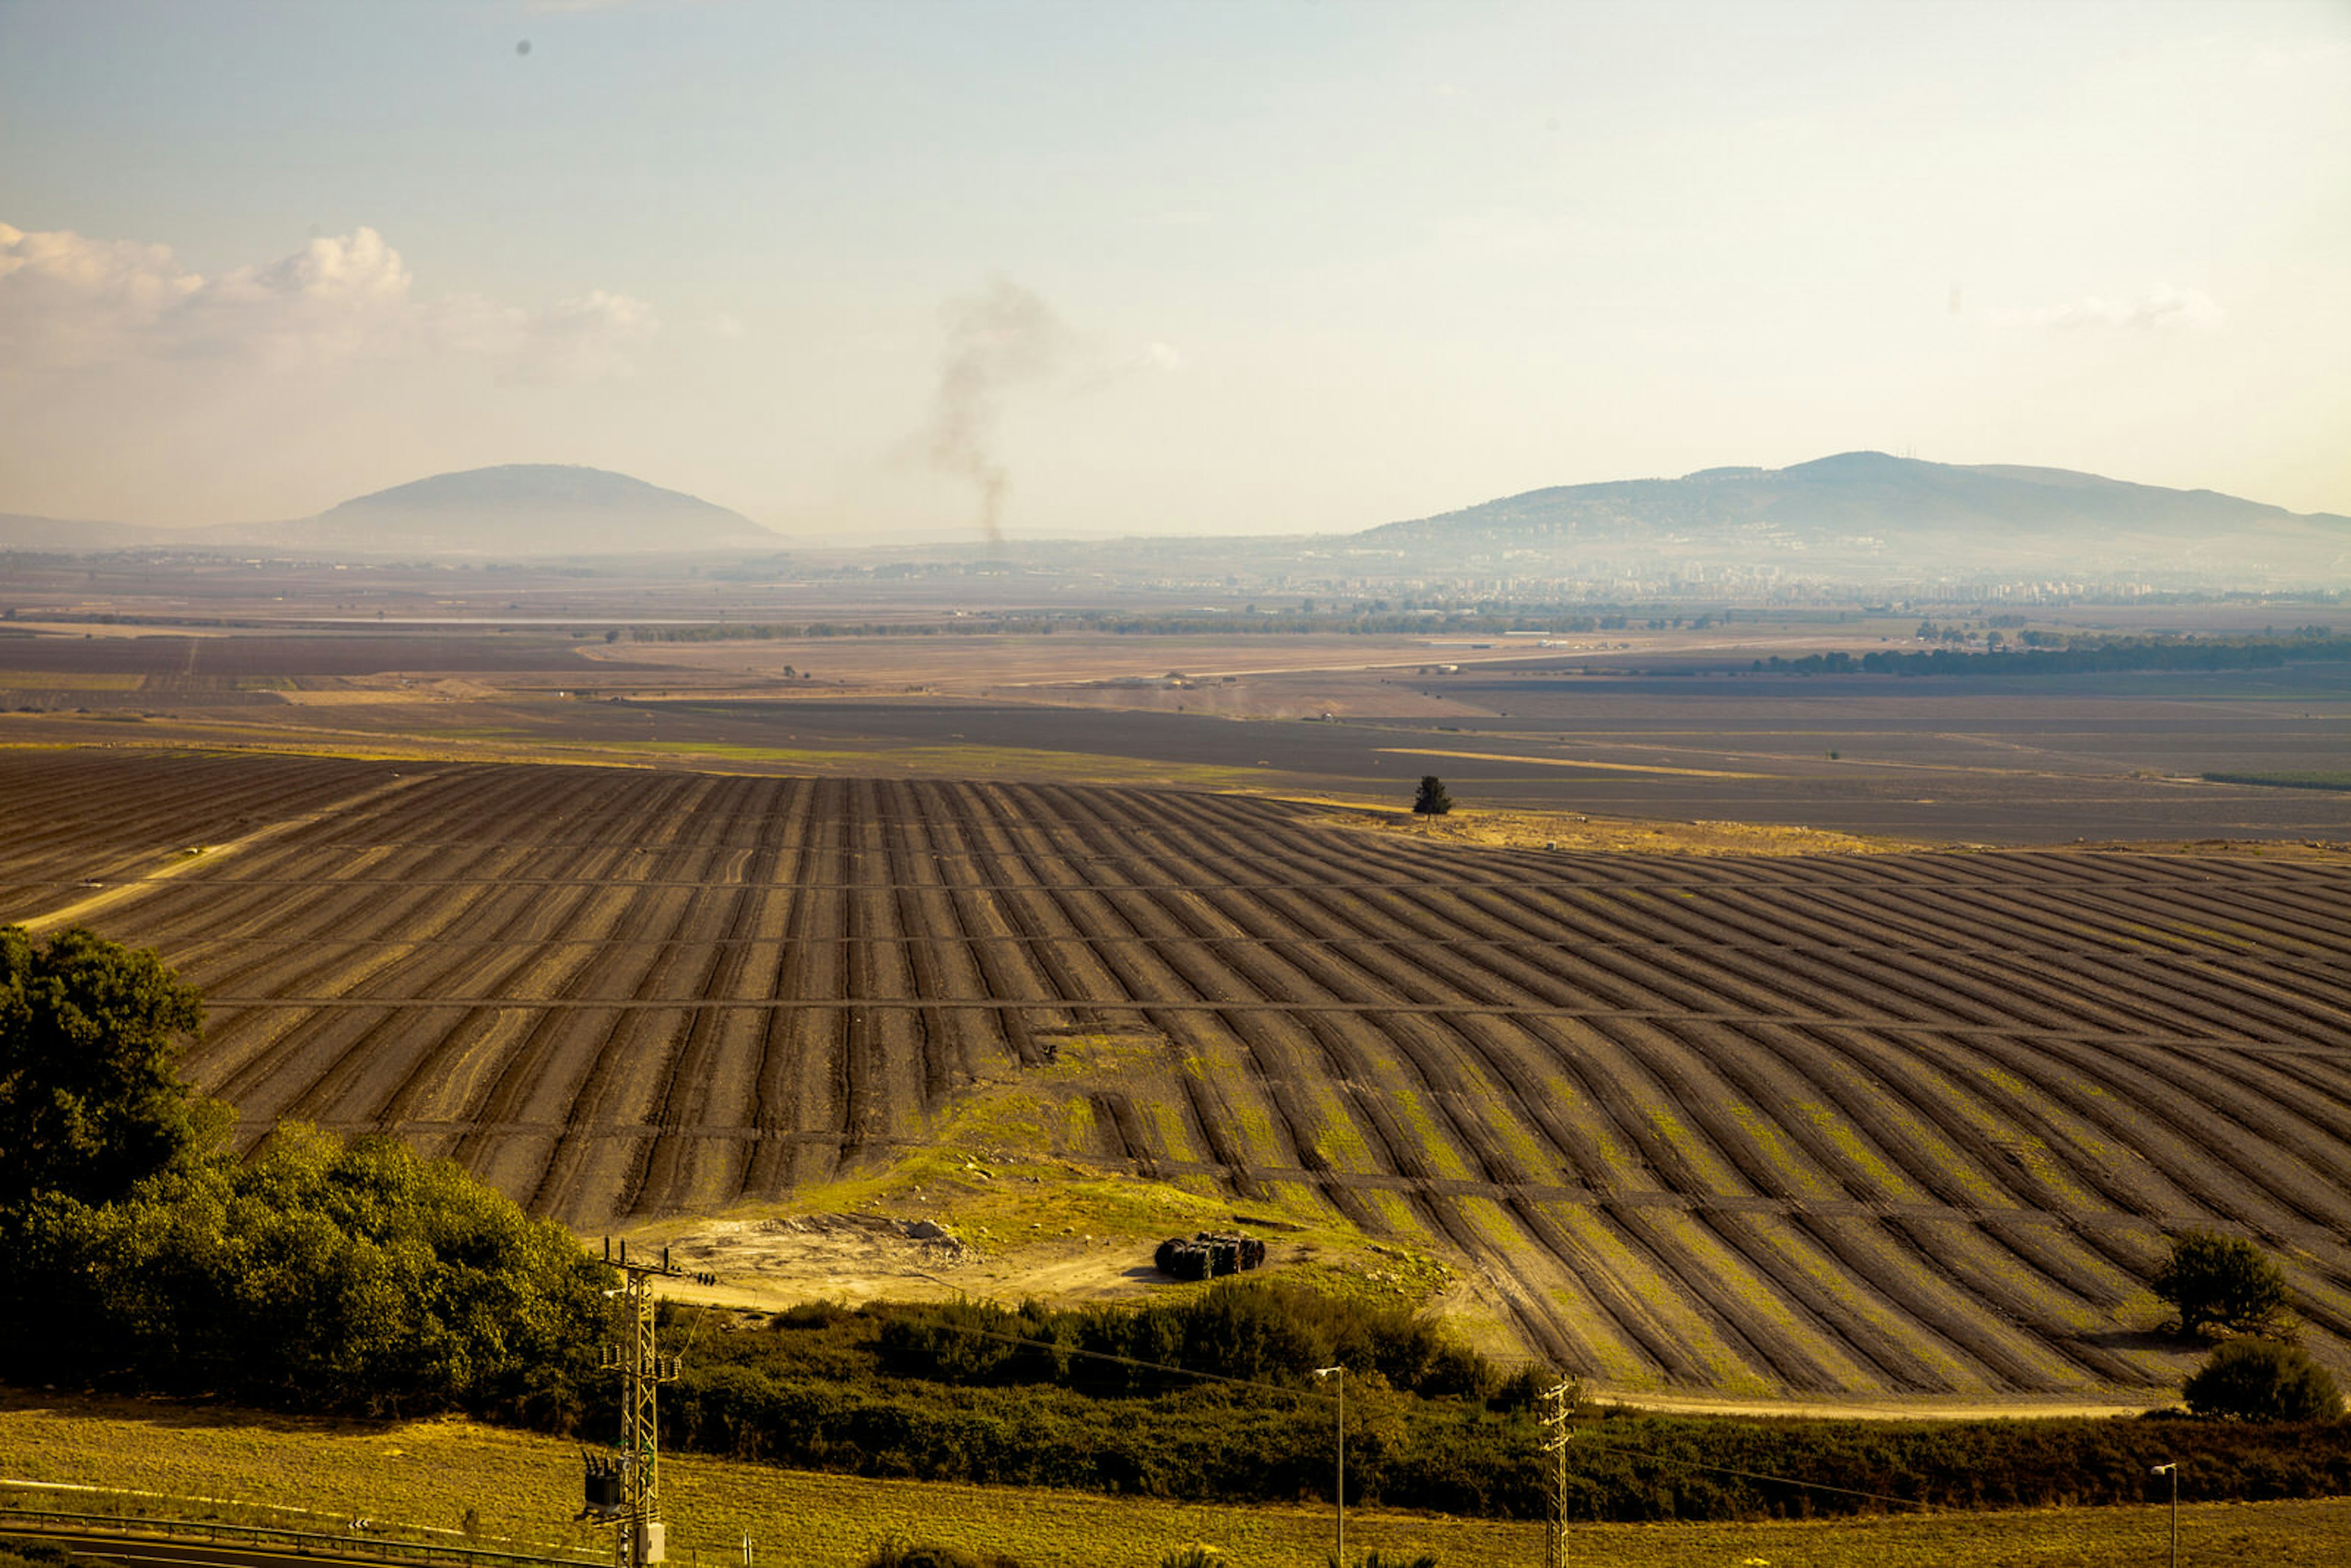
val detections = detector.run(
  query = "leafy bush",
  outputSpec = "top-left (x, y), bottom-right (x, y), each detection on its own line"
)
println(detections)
top-left (10, 1124), bottom-right (613, 1417)
top-left (860, 1542), bottom-right (1023, 1568)
top-left (0, 1542), bottom-right (98, 1568)
top-left (871, 1280), bottom-right (1500, 1404)
top-left (0, 926), bottom-right (614, 1420)
top-left (2153, 1229), bottom-right (2293, 1339)
top-left (0, 924), bottom-right (214, 1207)
top-left (2183, 1339), bottom-right (2345, 1423)
top-left (1158, 1549), bottom-right (1227, 1568)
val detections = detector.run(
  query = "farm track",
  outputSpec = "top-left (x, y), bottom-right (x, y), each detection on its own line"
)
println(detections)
top-left (4, 751), bottom-right (2350, 1400)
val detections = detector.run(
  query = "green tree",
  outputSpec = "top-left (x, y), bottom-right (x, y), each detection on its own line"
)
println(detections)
top-left (1411, 776), bottom-right (1453, 816)
top-left (0, 925), bottom-right (216, 1208)
top-left (16, 1123), bottom-right (612, 1417)
top-left (2183, 1338), bottom-right (2344, 1422)
top-left (2154, 1229), bottom-right (2292, 1339)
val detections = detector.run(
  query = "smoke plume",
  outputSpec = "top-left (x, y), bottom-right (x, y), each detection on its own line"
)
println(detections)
top-left (923, 277), bottom-right (1070, 545)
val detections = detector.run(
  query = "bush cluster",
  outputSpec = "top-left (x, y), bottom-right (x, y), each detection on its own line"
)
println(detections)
top-left (0, 924), bottom-right (614, 1419)
top-left (8, 1126), bottom-right (611, 1418)
top-left (642, 1291), bottom-right (2351, 1519)
top-left (866, 1285), bottom-right (1518, 1403)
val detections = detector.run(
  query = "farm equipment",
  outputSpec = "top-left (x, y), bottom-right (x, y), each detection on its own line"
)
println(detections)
top-left (1153, 1231), bottom-right (1267, 1280)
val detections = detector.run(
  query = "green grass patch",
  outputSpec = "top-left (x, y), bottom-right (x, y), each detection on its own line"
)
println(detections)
top-left (2205, 771), bottom-right (2351, 792)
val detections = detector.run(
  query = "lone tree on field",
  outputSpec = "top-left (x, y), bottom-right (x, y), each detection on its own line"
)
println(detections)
top-left (1411, 776), bottom-right (1453, 816)
top-left (2183, 1337), bottom-right (2344, 1422)
top-left (2154, 1229), bottom-right (2293, 1340)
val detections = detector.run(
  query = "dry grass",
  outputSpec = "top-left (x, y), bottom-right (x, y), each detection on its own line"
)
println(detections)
top-left (6, 1390), bottom-right (2351, 1567)
top-left (1284, 798), bottom-right (1924, 855)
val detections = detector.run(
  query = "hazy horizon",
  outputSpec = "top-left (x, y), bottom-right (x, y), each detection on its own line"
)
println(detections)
top-left (4, 1), bottom-right (2347, 542)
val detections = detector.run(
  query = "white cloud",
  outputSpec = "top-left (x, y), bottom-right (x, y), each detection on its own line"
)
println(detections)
top-left (0, 222), bottom-right (204, 366)
top-left (513, 289), bottom-right (659, 381)
top-left (0, 220), bottom-right (654, 378)
top-left (1986, 282), bottom-right (2225, 332)
top-left (1130, 340), bottom-right (1185, 372)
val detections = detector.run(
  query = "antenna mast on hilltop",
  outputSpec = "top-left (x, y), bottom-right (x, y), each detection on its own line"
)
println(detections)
top-left (582, 1239), bottom-right (715, 1568)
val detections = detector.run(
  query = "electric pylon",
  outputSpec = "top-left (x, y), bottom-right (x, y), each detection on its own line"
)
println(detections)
top-left (580, 1239), bottom-right (714, 1568)
top-left (1538, 1375), bottom-right (1582, 1568)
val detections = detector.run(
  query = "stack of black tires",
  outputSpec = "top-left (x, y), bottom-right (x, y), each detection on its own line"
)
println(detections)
top-left (1153, 1231), bottom-right (1268, 1280)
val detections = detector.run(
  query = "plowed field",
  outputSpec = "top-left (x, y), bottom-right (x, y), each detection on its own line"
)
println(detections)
top-left (7, 747), bottom-right (2351, 1402)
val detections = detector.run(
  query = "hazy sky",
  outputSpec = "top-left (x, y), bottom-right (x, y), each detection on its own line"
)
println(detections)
top-left (3, 1), bottom-right (2347, 541)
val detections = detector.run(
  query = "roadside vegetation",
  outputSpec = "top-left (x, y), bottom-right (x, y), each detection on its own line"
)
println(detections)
top-left (9, 1394), bottom-right (2351, 1568)
top-left (656, 1294), bottom-right (2351, 1517)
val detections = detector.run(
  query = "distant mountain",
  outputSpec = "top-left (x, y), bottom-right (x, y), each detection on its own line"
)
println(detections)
top-left (252, 465), bottom-right (780, 555)
top-left (1357, 452), bottom-right (2351, 583)
top-left (0, 466), bottom-right (779, 558)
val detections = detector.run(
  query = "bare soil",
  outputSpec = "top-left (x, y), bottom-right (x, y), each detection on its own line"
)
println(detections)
top-left (648, 1212), bottom-right (1177, 1313)
top-left (5, 748), bottom-right (2349, 1408)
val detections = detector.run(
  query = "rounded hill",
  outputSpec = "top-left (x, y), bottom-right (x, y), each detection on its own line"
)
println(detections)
top-left (284, 463), bottom-right (778, 555)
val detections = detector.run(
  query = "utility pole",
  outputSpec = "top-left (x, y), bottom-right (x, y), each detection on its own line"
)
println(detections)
top-left (1314, 1365), bottom-right (1345, 1566)
top-left (2151, 1462), bottom-right (2178, 1568)
top-left (580, 1239), bottom-right (715, 1568)
top-left (1539, 1376), bottom-right (1581, 1568)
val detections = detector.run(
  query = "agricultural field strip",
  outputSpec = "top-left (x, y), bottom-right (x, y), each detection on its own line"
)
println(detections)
top-left (9, 757), bottom-right (2351, 1397)
top-left (939, 784), bottom-right (1901, 1382)
top-left (183, 996), bottom-right (2351, 1057)
top-left (37, 910), bottom-right (2351, 992)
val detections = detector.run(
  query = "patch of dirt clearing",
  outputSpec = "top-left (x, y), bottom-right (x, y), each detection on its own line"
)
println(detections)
top-left (643, 1212), bottom-right (1176, 1313)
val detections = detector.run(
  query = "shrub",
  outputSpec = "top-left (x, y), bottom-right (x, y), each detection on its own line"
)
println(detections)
top-left (2183, 1338), bottom-right (2345, 1422)
top-left (8, 1123), bottom-right (613, 1417)
top-left (1159, 1550), bottom-right (1227, 1568)
top-left (0, 1544), bottom-right (91, 1568)
top-left (2153, 1229), bottom-right (2292, 1339)
top-left (860, 1542), bottom-right (1022, 1568)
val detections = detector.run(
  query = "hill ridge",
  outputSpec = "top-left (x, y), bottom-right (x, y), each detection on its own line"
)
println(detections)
top-left (0, 464), bottom-right (779, 557)
top-left (1354, 451), bottom-right (2348, 582)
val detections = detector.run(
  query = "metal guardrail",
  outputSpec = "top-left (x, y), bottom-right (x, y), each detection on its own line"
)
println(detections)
top-left (0, 1507), bottom-right (602, 1568)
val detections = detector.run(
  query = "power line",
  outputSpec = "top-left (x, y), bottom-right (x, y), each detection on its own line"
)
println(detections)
top-left (1562, 1425), bottom-right (1937, 1513)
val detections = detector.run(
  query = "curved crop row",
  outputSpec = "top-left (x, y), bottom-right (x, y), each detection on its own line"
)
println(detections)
top-left (5, 754), bottom-right (2349, 1399)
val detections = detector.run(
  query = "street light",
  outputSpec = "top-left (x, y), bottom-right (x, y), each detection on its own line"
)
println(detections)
top-left (1314, 1366), bottom-right (1344, 1565)
top-left (2151, 1462), bottom-right (2178, 1568)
